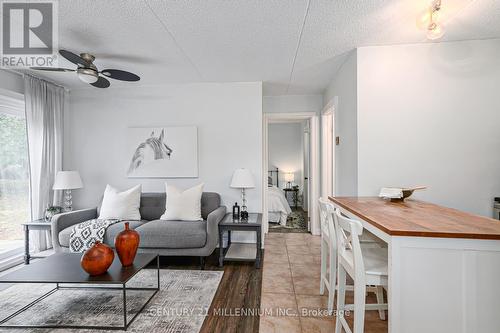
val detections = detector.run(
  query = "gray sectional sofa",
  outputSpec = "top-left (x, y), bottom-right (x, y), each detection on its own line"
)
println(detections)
top-left (51, 192), bottom-right (226, 265)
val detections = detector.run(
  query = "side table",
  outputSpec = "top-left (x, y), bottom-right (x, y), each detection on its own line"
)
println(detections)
top-left (218, 213), bottom-right (262, 268)
top-left (283, 187), bottom-right (299, 209)
top-left (22, 219), bottom-right (52, 264)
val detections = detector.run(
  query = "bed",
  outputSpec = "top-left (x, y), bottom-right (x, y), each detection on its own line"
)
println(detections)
top-left (267, 167), bottom-right (291, 226)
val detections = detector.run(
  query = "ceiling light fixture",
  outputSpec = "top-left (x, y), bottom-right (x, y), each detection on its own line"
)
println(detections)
top-left (417, 0), bottom-right (445, 40)
top-left (77, 67), bottom-right (99, 84)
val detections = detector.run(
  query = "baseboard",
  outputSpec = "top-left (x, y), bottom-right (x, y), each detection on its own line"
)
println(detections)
top-left (0, 254), bottom-right (23, 273)
top-left (0, 246), bottom-right (23, 261)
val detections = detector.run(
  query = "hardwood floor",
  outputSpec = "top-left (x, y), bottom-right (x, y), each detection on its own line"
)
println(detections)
top-left (158, 252), bottom-right (262, 333)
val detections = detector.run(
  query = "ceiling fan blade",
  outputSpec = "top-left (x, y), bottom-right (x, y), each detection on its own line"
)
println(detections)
top-left (30, 67), bottom-right (75, 72)
top-left (90, 76), bottom-right (110, 88)
top-left (100, 69), bottom-right (140, 81)
top-left (59, 49), bottom-right (88, 66)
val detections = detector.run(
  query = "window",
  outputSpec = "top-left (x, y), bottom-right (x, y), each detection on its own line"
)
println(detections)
top-left (0, 93), bottom-right (28, 262)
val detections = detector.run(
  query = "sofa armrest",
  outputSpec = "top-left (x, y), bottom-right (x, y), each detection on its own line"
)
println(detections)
top-left (205, 206), bottom-right (226, 250)
top-left (51, 208), bottom-right (98, 252)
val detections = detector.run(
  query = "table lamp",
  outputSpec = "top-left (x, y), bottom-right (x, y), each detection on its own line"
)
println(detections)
top-left (230, 168), bottom-right (255, 219)
top-left (53, 171), bottom-right (83, 211)
top-left (284, 172), bottom-right (294, 189)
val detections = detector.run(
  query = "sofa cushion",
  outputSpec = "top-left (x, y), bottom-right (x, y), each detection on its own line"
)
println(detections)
top-left (58, 220), bottom-right (147, 248)
top-left (201, 192), bottom-right (220, 220)
top-left (139, 193), bottom-right (166, 221)
top-left (134, 219), bottom-right (207, 249)
top-left (161, 183), bottom-right (204, 221)
top-left (98, 184), bottom-right (142, 220)
top-left (97, 192), bottom-right (221, 221)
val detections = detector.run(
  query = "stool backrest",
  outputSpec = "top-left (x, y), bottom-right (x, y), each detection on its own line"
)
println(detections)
top-left (334, 208), bottom-right (365, 282)
top-left (319, 198), bottom-right (338, 251)
top-left (318, 197), bottom-right (331, 237)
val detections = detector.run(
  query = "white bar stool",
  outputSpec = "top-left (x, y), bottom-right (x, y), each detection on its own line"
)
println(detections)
top-left (334, 208), bottom-right (388, 333)
top-left (318, 198), bottom-right (385, 316)
top-left (318, 198), bottom-right (337, 313)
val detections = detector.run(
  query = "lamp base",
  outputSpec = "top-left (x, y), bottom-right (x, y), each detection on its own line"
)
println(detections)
top-left (64, 189), bottom-right (73, 212)
top-left (240, 188), bottom-right (249, 219)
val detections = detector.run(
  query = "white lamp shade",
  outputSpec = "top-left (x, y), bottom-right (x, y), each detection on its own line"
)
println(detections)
top-left (52, 171), bottom-right (83, 190)
top-left (284, 172), bottom-right (294, 182)
top-left (230, 168), bottom-right (255, 189)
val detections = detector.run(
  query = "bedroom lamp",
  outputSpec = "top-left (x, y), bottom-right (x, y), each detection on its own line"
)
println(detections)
top-left (284, 172), bottom-right (294, 189)
top-left (230, 168), bottom-right (255, 219)
top-left (53, 171), bottom-right (84, 211)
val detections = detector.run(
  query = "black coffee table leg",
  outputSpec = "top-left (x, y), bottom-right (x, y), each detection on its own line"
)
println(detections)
top-left (122, 283), bottom-right (127, 330)
top-left (0, 285), bottom-right (58, 326)
top-left (123, 257), bottom-right (160, 330)
top-left (157, 255), bottom-right (160, 288)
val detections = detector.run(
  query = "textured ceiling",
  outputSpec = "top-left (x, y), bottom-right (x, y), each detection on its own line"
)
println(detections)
top-left (20, 0), bottom-right (500, 95)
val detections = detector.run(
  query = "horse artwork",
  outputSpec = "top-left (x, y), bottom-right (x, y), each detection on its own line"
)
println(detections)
top-left (128, 130), bottom-right (173, 174)
top-left (126, 126), bottom-right (198, 178)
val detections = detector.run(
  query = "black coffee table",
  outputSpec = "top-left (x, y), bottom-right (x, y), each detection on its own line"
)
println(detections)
top-left (0, 252), bottom-right (159, 330)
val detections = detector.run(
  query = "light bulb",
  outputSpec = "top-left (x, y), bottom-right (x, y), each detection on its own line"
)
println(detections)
top-left (427, 22), bottom-right (445, 40)
top-left (77, 68), bottom-right (99, 83)
top-left (416, 9), bottom-right (432, 30)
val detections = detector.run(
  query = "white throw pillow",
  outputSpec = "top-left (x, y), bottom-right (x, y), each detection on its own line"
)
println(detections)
top-left (160, 183), bottom-right (204, 221)
top-left (98, 184), bottom-right (142, 220)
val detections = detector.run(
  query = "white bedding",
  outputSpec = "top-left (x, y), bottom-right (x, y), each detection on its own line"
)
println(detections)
top-left (267, 185), bottom-right (292, 226)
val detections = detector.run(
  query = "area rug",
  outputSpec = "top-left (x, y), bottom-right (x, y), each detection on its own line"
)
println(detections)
top-left (269, 210), bottom-right (308, 233)
top-left (0, 269), bottom-right (223, 333)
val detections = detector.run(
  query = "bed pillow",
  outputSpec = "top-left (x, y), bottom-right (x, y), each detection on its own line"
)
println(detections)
top-left (98, 184), bottom-right (142, 220)
top-left (160, 183), bottom-right (204, 221)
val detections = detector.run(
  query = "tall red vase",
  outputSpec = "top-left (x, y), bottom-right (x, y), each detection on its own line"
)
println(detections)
top-left (115, 222), bottom-right (140, 266)
top-left (81, 241), bottom-right (114, 276)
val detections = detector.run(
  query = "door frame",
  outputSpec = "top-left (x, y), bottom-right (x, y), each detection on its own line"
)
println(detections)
top-left (321, 101), bottom-right (335, 198)
top-left (262, 112), bottom-right (320, 236)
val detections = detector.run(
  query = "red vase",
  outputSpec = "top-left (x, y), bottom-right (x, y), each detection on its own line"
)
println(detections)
top-left (81, 241), bottom-right (114, 276)
top-left (115, 222), bottom-right (140, 267)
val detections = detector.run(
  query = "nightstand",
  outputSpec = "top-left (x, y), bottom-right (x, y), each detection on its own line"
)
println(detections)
top-left (218, 213), bottom-right (262, 268)
top-left (283, 187), bottom-right (299, 209)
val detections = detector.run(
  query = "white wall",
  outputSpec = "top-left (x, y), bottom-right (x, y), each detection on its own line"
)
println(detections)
top-left (263, 94), bottom-right (323, 114)
top-left (356, 39), bottom-right (500, 217)
top-left (64, 83), bottom-right (263, 224)
top-left (323, 50), bottom-right (358, 196)
top-left (268, 122), bottom-right (304, 193)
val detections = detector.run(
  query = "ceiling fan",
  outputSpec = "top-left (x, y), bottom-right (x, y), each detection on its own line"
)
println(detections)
top-left (30, 49), bottom-right (140, 88)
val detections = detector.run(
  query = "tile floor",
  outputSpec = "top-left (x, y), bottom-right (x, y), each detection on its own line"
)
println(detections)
top-left (260, 232), bottom-right (388, 333)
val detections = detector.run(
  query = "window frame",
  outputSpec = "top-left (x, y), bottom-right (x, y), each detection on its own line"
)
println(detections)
top-left (0, 89), bottom-right (27, 270)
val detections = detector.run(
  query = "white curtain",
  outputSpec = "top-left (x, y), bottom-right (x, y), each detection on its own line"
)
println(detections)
top-left (24, 75), bottom-right (66, 252)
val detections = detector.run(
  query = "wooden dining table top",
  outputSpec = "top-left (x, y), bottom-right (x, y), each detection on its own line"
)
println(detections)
top-left (329, 196), bottom-right (500, 240)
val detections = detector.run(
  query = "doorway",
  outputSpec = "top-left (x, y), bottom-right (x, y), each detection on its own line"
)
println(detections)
top-left (262, 112), bottom-right (320, 238)
top-left (321, 103), bottom-right (335, 198)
